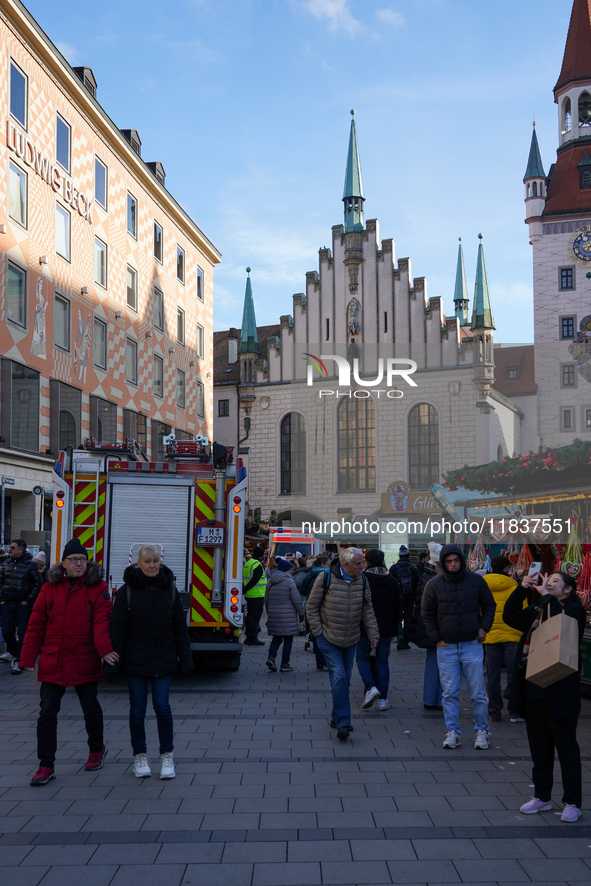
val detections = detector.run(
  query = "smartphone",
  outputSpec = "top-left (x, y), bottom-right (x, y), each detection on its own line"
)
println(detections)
top-left (528, 562), bottom-right (542, 577)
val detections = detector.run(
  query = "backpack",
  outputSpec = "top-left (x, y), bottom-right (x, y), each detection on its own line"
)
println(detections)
top-left (322, 569), bottom-right (367, 596)
top-left (395, 562), bottom-right (416, 598)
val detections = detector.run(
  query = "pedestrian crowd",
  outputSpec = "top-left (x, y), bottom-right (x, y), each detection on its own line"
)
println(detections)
top-left (0, 537), bottom-right (586, 824)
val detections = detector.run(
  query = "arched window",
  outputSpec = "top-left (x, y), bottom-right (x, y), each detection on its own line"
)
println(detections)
top-left (564, 97), bottom-right (572, 132)
top-left (526, 183), bottom-right (530, 197)
top-left (408, 404), bottom-right (439, 489)
top-left (579, 91), bottom-right (591, 126)
top-left (59, 409), bottom-right (77, 450)
top-left (338, 398), bottom-right (375, 491)
top-left (280, 413), bottom-right (306, 494)
top-left (497, 444), bottom-right (503, 462)
top-left (532, 182), bottom-right (537, 196)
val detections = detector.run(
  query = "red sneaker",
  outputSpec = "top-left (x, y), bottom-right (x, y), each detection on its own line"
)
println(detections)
top-left (84, 745), bottom-right (107, 771)
top-left (30, 766), bottom-right (55, 786)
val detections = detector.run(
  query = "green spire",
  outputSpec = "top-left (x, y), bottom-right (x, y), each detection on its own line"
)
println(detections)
top-left (471, 235), bottom-right (495, 330)
top-left (453, 238), bottom-right (470, 326)
top-left (343, 110), bottom-right (365, 232)
top-left (523, 124), bottom-right (545, 180)
top-left (239, 267), bottom-right (260, 355)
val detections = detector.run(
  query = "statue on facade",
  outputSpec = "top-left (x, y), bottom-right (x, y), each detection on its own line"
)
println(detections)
top-left (74, 309), bottom-right (91, 384)
top-left (347, 298), bottom-right (361, 335)
top-left (30, 277), bottom-right (47, 359)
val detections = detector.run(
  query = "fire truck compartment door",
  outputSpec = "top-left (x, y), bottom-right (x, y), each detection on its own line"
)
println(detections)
top-left (107, 482), bottom-right (192, 592)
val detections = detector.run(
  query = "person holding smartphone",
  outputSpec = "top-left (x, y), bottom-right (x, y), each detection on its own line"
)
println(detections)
top-left (503, 570), bottom-right (586, 822)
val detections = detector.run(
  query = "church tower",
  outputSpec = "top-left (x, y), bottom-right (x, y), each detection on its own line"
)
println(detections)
top-left (471, 235), bottom-right (495, 403)
top-left (453, 238), bottom-right (470, 326)
top-left (343, 110), bottom-right (365, 233)
top-left (239, 267), bottom-right (259, 385)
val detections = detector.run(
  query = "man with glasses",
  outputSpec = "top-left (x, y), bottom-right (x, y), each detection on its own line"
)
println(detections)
top-left (0, 539), bottom-right (43, 674)
top-left (307, 547), bottom-right (379, 741)
top-left (19, 539), bottom-right (118, 786)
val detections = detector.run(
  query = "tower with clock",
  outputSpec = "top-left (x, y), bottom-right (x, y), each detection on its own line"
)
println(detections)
top-left (525, 0), bottom-right (591, 445)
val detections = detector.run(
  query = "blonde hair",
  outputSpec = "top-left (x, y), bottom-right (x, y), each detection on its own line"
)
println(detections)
top-left (137, 544), bottom-right (161, 563)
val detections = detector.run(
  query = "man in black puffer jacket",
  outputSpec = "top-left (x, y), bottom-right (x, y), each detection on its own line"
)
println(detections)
top-left (421, 544), bottom-right (496, 750)
top-left (0, 539), bottom-right (43, 673)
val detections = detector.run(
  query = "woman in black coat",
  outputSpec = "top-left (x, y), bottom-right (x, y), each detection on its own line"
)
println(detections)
top-left (503, 570), bottom-right (586, 822)
top-left (110, 544), bottom-right (192, 780)
top-left (409, 543), bottom-right (443, 710)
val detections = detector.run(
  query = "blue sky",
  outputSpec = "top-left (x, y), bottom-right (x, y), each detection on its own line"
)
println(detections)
top-left (23, 0), bottom-right (576, 341)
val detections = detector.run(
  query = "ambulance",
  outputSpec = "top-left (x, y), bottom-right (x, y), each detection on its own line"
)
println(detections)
top-left (267, 527), bottom-right (320, 562)
top-left (50, 436), bottom-right (246, 669)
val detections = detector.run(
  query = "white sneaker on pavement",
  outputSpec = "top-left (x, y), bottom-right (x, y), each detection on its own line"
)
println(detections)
top-left (474, 729), bottom-right (490, 749)
top-left (442, 730), bottom-right (461, 748)
top-left (378, 699), bottom-right (391, 712)
top-left (133, 754), bottom-right (151, 777)
top-left (0, 651), bottom-right (14, 662)
top-left (159, 753), bottom-right (175, 779)
top-left (362, 686), bottom-right (381, 709)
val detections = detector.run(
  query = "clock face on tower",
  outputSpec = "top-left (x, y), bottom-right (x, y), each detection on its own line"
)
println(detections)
top-left (571, 227), bottom-right (591, 264)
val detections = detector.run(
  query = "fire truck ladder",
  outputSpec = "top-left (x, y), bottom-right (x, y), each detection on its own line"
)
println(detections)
top-left (71, 460), bottom-right (101, 561)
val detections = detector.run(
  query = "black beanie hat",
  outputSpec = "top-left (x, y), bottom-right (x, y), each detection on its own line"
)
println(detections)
top-left (252, 546), bottom-right (265, 561)
top-left (62, 538), bottom-right (88, 561)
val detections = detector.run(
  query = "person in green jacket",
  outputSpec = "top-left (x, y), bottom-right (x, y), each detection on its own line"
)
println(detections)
top-left (243, 549), bottom-right (266, 647)
top-left (483, 555), bottom-right (523, 723)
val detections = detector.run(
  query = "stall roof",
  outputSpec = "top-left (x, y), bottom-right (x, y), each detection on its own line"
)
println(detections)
top-left (430, 484), bottom-right (507, 519)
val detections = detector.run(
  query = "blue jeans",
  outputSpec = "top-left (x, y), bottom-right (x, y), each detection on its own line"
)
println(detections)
top-left (269, 635), bottom-right (293, 664)
top-left (1, 601), bottom-right (31, 660)
top-left (484, 642), bottom-right (518, 715)
top-left (127, 675), bottom-right (173, 755)
top-left (356, 637), bottom-right (392, 699)
top-left (423, 647), bottom-right (443, 706)
top-left (312, 635), bottom-right (325, 668)
top-left (437, 640), bottom-right (489, 734)
top-left (315, 635), bottom-right (356, 728)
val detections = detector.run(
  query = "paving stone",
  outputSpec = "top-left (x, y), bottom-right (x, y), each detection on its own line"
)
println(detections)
top-left (350, 839), bottom-right (416, 861)
top-left (80, 814), bottom-right (147, 832)
top-left (19, 815), bottom-right (90, 833)
top-left (109, 863), bottom-right (186, 886)
top-left (253, 861), bottom-right (322, 885)
top-left (412, 838), bottom-right (480, 859)
top-left (34, 866), bottom-right (118, 886)
top-left (288, 840), bottom-right (352, 861)
top-left (321, 860), bottom-right (392, 884)
top-left (474, 837), bottom-right (546, 858)
top-left (21, 844), bottom-right (98, 865)
top-left (181, 863), bottom-right (253, 885)
top-left (0, 844), bottom-right (34, 863)
top-left (223, 842), bottom-right (286, 863)
top-left (521, 857), bottom-right (591, 880)
top-left (88, 843), bottom-right (162, 864)
top-left (453, 858), bottom-right (532, 881)
top-left (0, 869), bottom-right (49, 886)
top-left (141, 813), bottom-right (205, 831)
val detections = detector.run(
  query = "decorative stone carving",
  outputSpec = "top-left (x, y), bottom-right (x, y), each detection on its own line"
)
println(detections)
top-left (347, 298), bottom-right (361, 335)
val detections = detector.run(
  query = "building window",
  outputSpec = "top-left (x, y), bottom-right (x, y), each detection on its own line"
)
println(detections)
top-left (497, 444), bottom-right (503, 461)
top-left (94, 237), bottom-right (107, 288)
top-left (53, 293), bottom-right (70, 351)
top-left (11, 363), bottom-right (40, 452)
top-left (562, 407), bottom-right (573, 430)
top-left (338, 398), bottom-right (375, 492)
top-left (561, 364), bottom-right (576, 387)
top-left (55, 204), bottom-right (71, 261)
top-left (56, 114), bottom-right (70, 173)
top-left (560, 267), bottom-right (574, 290)
top-left (561, 316), bottom-right (575, 339)
top-left (326, 318), bottom-right (330, 341)
top-left (89, 396), bottom-right (117, 442)
top-left (280, 412), bottom-right (306, 494)
top-left (123, 409), bottom-right (147, 453)
top-left (176, 369), bottom-right (185, 408)
top-left (152, 419), bottom-right (171, 461)
top-left (126, 339), bottom-right (138, 385)
top-left (586, 409), bottom-right (591, 428)
top-left (59, 410), bottom-right (77, 450)
top-left (127, 192), bottom-right (137, 238)
top-left (197, 266), bottom-right (203, 301)
top-left (177, 307), bottom-right (185, 345)
top-left (196, 381), bottom-right (204, 416)
top-left (51, 380), bottom-right (82, 454)
top-left (218, 399), bottom-right (229, 417)
top-left (154, 222), bottom-right (163, 262)
top-left (384, 312), bottom-right (388, 334)
top-left (196, 324), bottom-right (204, 358)
top-left (175, 428), bottom-right (192, 440)
top-left (8, 162), bottom-right (27, 227)
top-left (506, 367), bottom-right (520, 381)
top-left (153, 287), bottom-right (164, 330)
top-left (93, 318), bottom-right (107, 368)
top-left (7, 262), bottom-right (26, 328)
top-left (176, 245), bottom-right (185, 283)
top-left (10, 61), bottom-right (27, 127)
top-left (409, 403), bottom-right (439, 489)
top-left (153, 355), bottom-right (163, 398)
top-left (94, 157), bottom-right (107, 209)
top-left (126, 265), bottom-right (137, 311)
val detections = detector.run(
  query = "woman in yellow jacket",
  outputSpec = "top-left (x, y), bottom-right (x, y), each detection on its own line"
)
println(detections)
top-left (483, 555), bottom-right (524, 723)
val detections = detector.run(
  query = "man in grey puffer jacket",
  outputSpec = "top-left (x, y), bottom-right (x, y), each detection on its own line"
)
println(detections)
top-left (307, 548), bottom-right (379, 740)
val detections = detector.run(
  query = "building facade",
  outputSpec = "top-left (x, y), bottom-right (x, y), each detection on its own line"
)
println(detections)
top-left (0, 0), bottom-right (219, 541)
top-left (525, 0), bottom-right (591, 447)
top-left (215, 113), bottom-right (529, 552)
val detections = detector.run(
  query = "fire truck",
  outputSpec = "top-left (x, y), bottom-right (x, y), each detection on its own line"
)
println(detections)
top-left (50, 436), bottom-right (246, 670)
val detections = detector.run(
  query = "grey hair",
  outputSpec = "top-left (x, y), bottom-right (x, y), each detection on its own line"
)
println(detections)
top-left (137, 544), bottom-right (161, 563)
top-left (339, 547), bottom-right (363, 566)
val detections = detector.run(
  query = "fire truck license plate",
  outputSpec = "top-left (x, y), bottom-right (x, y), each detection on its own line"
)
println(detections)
top-left (197, 527), bottom-right (225, 546)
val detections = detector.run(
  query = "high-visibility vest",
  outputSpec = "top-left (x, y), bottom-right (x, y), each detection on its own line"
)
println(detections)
top-left (243, 558), bottom-right (266, 598)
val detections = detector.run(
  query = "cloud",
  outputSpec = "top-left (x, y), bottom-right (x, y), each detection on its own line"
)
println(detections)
top-left (304, 0), bottom-right (362, 36)
top-left (376, 9), bottom-right (404, 27)
top-left (55, 41), bottom-right (80, 64)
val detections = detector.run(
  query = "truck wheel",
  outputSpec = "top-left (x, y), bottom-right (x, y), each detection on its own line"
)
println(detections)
top-left (225, 653), bottom-right (241, 671)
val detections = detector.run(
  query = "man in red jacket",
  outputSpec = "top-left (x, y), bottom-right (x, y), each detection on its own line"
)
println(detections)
top-left (19, 539), bottom-right (119, 786)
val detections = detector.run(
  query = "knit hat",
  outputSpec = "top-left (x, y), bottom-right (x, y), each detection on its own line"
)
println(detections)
top-left (428, 542), bottom-right (442, 565)
top-left (252, 546), bottom-right (265, 561)
top-left (294, 551), bottom-right (303, 558)
top-left (276, 559), bottom-right (293, 573)
top-left (62, 539), bottom-right (88, 561)
top-left (399, 545), bottom-right (410, 557)
top-left (33, 551), bottom-right (46, 564)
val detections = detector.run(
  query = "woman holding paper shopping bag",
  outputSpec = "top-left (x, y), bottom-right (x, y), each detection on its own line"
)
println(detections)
top-left (503, 571), bottom-right (586, 822)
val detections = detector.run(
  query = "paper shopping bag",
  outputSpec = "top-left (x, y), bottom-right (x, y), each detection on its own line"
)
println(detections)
top-left (525, 608), bottom-right (580, 688)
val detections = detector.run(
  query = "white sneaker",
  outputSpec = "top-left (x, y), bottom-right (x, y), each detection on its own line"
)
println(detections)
top-left (510, 716), bottom-right (525, 723)
top-left (362, 686), bottom-right (381, 709)
top-left (378, 699), bottom-right (391, 712)
top-left (0, 651), bottom-right (14, 662)
top-left (443, 730), bottom-right (461, 748)
top-left (159, 752), bottom-right (175, 780)
top-left (474, 729), bottom-right (490, 749)
top-left (10, 660), bottom-right (21, 675)
top-left (132, 754), bottom-right (151, 777)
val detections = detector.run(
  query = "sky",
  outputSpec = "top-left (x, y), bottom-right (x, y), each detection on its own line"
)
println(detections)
top-left (22, 0), bottom-right (577, 342)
